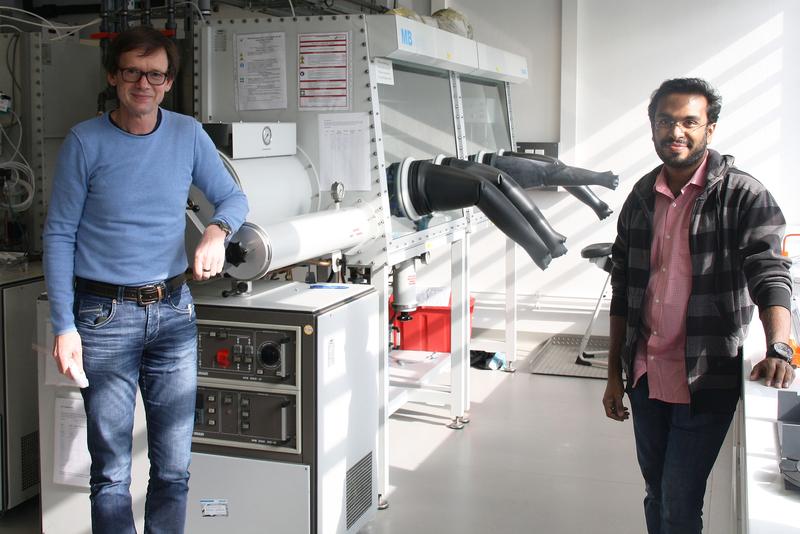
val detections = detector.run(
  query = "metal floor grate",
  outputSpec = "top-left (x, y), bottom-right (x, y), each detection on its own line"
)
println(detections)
top-left (528, 334), bottom-right (609, 379)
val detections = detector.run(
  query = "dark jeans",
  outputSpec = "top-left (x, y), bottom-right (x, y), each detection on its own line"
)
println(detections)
top-left (76, 284), bottom-right (198, 534)
top-left (629, 376), bottom-right (734, 534)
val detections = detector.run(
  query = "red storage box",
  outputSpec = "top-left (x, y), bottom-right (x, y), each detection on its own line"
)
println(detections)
top-left (389, 288), bottom-right (475, 353)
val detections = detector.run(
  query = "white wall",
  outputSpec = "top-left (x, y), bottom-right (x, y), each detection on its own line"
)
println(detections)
top-left (565, 0), bottom-right (800, 229)
top-left (417, 0), bottom-right (800, 334)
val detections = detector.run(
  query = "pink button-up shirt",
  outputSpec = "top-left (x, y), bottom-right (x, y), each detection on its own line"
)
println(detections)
top-left (632, 153), bottom-right (709, 404)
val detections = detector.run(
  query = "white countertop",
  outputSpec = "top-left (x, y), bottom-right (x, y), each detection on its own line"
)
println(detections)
top-left (742, 320), bottom-right (800, 533)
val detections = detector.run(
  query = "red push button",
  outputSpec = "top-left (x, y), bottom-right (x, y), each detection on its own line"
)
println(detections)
top-left (216, 349), bottom-right (231, 368)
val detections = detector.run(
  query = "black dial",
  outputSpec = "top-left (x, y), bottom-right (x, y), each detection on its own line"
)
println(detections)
top-left (259, 342), bottom-right (281, 368)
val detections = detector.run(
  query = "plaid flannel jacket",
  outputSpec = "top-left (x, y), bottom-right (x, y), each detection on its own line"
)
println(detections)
top-left (610, 149), bottom-right (792, 412)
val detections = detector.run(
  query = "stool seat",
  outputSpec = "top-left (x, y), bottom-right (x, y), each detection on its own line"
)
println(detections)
top-left (580, 242), bottom-right (613, 259)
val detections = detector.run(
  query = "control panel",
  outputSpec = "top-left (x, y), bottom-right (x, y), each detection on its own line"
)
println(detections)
top-left (197, 323), bottom-right (299, 386)
top-left (193, 385), bottom-right (299, 452)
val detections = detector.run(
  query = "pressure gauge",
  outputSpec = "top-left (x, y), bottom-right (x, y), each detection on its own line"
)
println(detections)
top-left (331, 181), bottom-right (345, 203)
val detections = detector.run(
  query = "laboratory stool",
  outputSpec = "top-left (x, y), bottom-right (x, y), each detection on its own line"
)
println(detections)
top-left (575, 242), bottom-right (612, 368)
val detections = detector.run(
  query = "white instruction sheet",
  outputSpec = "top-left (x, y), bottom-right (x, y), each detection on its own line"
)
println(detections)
top-left (53, 397), bottom-right (91, 487)
top-left (235, 32), bottom-right (287, 111)
top-left (318, 112), bottom-right (371, 191)
top-left (298, 32), bottom-right (350, 110)
top-left (371, 58), bottom-right (394, 85)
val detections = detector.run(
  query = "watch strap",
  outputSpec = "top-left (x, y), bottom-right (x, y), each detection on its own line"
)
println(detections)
top-left (209, 220), bottom-right (232, 236)
top-left (766, 342), bottom-right (793, 363)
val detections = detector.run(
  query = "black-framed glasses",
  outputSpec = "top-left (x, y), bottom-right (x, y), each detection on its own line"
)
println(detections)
top-left (654, 118), bottom-right (708, 132)
top-left (119, 67), bottom-right (169, 86)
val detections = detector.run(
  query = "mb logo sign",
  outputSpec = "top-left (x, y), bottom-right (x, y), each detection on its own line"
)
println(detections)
top-left (401, 28), bottom-right (413, 46)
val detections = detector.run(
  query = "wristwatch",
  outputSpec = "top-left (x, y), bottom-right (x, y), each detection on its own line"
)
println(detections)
top-left (209, 220), bottom-right (232, 236)
top-left (766, 342), bottom-right (794, 363)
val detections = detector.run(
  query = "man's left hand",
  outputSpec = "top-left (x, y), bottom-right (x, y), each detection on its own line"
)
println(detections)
top-left (750, 357), bottom-right (796, 389)
top-left (193, 224), bottom-right (227, 280)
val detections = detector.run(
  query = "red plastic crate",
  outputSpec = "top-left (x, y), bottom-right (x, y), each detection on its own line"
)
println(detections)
top-left (389, 292), bottom-right (475, 353)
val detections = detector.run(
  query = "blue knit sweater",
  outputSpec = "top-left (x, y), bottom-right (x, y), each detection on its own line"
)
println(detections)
top-left (43, 109), bottom-right (248, 334)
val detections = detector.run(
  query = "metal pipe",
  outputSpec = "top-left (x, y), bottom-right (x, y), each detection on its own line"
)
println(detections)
top-left (391, 259), bottom-right (417, 319)
top-left (340, 0), bottom-right (389, 12)
top-left (119, 0), bottom-right (129, 30)
top-left (141, 0), bottom-right (152, 26)
top-left (99, 0), bottom-right (112, 33)
top-left (166, 0), bottom-right (177, 31)
top-left (224, 207), bottom-right (376, 280)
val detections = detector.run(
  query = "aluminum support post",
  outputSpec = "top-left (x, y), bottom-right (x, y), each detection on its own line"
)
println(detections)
top-left (448, 237), bottom-right (468, 429)
top-left (504, 238), bottom-right (518, 372)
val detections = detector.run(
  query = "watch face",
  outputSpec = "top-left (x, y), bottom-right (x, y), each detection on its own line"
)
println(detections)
top-left (772, 342), bottom-right (794, 360)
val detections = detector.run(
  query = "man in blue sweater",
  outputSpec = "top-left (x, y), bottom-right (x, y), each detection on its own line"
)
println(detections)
top-left (43, 26), bottom-right (248, 533)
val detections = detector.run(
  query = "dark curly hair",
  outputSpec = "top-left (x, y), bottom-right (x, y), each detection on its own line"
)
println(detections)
top-left (647, 78), bottom-right (722, 125)
top-left (103, 26), bottom-right (179, 80)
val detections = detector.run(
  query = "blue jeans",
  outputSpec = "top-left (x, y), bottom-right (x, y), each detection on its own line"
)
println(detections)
top-left (76, 283), bottom-right (197, 534)
top-left (629, 376), bottom-right (734, 534)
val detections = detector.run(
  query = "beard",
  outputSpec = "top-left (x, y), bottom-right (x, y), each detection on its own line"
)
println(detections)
top-left (655, 133), bottom-right (708, 169)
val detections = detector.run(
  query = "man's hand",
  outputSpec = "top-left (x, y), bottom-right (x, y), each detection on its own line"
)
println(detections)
top-left (755, 307), bottom-right (794, 388)
top-left (53, 331), bottom-right (83, 380)
top-left (603, 374), bottom-right (630, 421)
top-left (193, 224), bottom-right (228, 281)
top-left (750, 357), bottom-right (796, 389)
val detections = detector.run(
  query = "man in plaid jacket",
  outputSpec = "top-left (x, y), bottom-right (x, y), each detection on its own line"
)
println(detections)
top-left (602, 78), bottom-right (794, 534)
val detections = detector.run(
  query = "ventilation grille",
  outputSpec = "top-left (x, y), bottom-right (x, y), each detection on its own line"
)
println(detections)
top-left (345, 452), bottom-right (373, 530)
top-left (20, 431), bottom-right (40, 491)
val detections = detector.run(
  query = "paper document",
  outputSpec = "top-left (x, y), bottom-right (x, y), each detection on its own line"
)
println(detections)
top-left (235, 32), bottom-right (288, 111)
top-left (371, 58), bottom-right (394, 85)
top-left (318, 113), bottom-right (371, 192)
top-left (298, 32), bottom-right (350, 110)
top-left (53, 397), bottom-right (91, 487)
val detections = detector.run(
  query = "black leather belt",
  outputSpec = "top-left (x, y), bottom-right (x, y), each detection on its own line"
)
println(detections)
top-left (75, 274), bottom-right (186, 306)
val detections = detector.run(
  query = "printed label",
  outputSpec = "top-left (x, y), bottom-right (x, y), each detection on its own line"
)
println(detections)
top-left (200, 499), bottom-right (229, 518)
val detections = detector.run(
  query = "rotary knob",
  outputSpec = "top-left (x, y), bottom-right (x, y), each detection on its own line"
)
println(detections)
top-left (258, 342), bottom-right (281, 368)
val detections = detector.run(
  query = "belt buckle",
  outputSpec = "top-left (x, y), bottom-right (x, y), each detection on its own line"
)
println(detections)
top-left (137, 284), bottom-right (164, 306)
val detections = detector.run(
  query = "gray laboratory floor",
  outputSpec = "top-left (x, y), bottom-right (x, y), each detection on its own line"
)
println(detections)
top-left (358, 341), bottom-right (645, 534)
top-left (1, 338), bottom-right (647, 534)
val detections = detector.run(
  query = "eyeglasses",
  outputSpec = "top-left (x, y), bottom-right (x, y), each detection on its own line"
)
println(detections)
top-left (654, 118), bottom-right (708, 132)
top-left (118, 67), bottom-right (169, 86)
